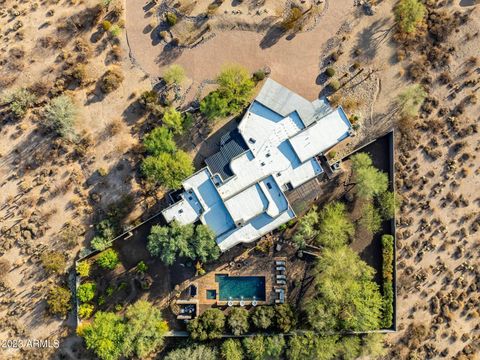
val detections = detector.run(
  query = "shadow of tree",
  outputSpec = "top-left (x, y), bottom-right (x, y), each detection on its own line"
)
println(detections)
top-left (259, 24), bottom-right (287, 49)
top-left (156, 43), bottom-right (184, 66)
top-left (354, 18), bottom-right (394, 61)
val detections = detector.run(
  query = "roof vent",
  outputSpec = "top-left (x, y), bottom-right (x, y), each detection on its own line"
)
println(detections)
top-left (249, 138), bottom-right (256, 144)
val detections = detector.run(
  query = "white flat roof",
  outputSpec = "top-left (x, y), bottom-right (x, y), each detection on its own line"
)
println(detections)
top-left (162, 197), bottom-right (201, 225)
top-left (289, 107), bottom-right (351, 163)
top-left (224, 184), bottom-right (267, 224)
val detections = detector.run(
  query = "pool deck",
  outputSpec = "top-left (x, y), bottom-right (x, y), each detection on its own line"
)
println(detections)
top-left (195, 256), bottom-right (288, 314)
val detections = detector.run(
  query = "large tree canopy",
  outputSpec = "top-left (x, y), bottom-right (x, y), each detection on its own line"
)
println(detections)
top-left (350, 153), bottom-right (388, 200)
top-left (292, 206), bottom-right (318, 249)
top-left (147, 222), bottom-right (220, 265)
top-left (164, 344), bottom-right (218, 360)
top-left (316, 202), bottom-right (355, 248)
top-left (187, 308), bottom-right (225, 341)
top-left (394, 0), bottom-right (426, 34)
top-left (306, 246), bottom-right (383, 332)
top-left (141, 150), bottom-right (194, 189)
top-left (143, 126), bottom-right (177, 156)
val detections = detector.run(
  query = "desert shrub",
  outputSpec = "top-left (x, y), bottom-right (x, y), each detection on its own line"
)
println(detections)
top-left (251, 306), bottom-right (275, 330)
top-left (328, 79), bottom-right (340, 91)
top-left (397, 84), bottom-right (427, 120)
top-left (165, 12), bottom-right (177, 26)
top-left (187, 308), bottom-right (225, 340)
top-left (282, 6), bottom-right (303, 30)
top-left (381, 234), bottom-right (394, 328)
top-left (44, 95), bottom-right (77, 139)
top-left (41, 251), bottom-right (66, 274)
top-left (227, 307), bottom-right (250, 335)
top-left (47, 286), bottom-right (72, 316)
top-left (2, 88), bottom-right (37, 119)
top-left (96, 249), bottom-right (120, 270)
top-left (77, 282), bottom-right (96, 303)
top-left (78, 303), bottom-right (95, 319)
top-left (77, 261), bottom-right (91, 277)
top-left (163, 64), bottom-right (186, 85)
top-left (59, 224), bottom-right (81, 249)
top-left (109, 24), bottom-right (121, 37)
top-left (91, 236), bottom-right (110, 251)
top-left (253, 69), bottom-right (266, 82)
top-left (102, 20), bottom-right (112, 31)
top-left (100, 67), bottom-right (124, 93)
top-left (394, 0), bottom-right (426, 34)
top-left (325, 67), bottom-right (335, 77)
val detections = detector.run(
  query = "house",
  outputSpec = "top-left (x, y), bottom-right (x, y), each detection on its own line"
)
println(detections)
top-left (162, 78), bottom-right (352, 252)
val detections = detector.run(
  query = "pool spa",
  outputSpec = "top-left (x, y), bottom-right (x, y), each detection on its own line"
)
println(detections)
top-left (215, 274), bottom-right (266, 301)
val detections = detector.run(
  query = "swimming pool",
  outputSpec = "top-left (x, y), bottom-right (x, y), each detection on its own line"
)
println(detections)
top-left (215, 274), bottom-right (266, 301)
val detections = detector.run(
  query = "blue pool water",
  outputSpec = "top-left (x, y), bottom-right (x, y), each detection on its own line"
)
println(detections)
top-left (215, 274), bottom-right (266, 301)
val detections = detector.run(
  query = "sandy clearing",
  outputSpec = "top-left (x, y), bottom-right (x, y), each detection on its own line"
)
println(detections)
top-left (125, 0), bottom-right (354, 100)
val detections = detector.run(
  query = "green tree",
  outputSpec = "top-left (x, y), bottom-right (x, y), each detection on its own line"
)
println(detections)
top-left (192, 224), bottom-right (220, 263)
top-left (397, 84), bottom-right (427, 119)
top-left (251, 306), bottom-right (275, 330)
top-left (200, 91), bottom-right (229, 120)
top-left (41, 251), bottom-right (66, 275)
top-left (162, 107), bottom-right (184, 134)
top-left (80, 311), bottom-right (126, 360)
top-left (123, 300), bottom-right (169, 358)
top-left (200, 64), bottom-right (255, 120)
top-left (361, 333), bottom-right (387, 358)
top-left (165, 344), bottom-right (218, 360)
top-left (143, 126), bottom-right (177, 156)
top-left (394, 0), bottom-right (426, 34)
top-left (187, 308), bottom-right (225, 341)
top-left (91, 236), bottom-right (111, 252)
top-left (141, 150), bottom-right (194, 189)
top-left (292, 206), bottom-right (318, 249)
top-left (264, 335), bottom-right (285, 358)
top-left (359, 202), bottom-right (383, 234)
top-left (350, 153), bottom-right (388, 200)
top-left (306, 246), bottom-right (383, 332)
top-left (2, 88), bottom-right (37, 119)
top-left (287, 333), bottom-right (338, 360)
top-left (275, 304), bottom-right (296, 333)
top-left (77, 261), bottom-right (91, 277)
top-left (163, 64), bottom-right (186, 85)
top-left (44, 95), bottom-right (77, 138)
top-left (316, 202), bottom-right (354, 248)
top-left (78, 303), bottom-right (95, 319)
top-left (227, 307), bottom-right (250, 336)
top-left (47, 286), bottom-right (72, 316)
top-left (378, 190), bottom-right (397, 220)
top-left (221, 339), bottom-right (244, 360)
top-left (338, 336), bottom-right (361, 360)
top-left (216, 64), bottom-right (255, 108)
top-left (77, 282), bottom-right (96, 303)
top-left (96, 249), bottom-right (120, 270)
top-left (242, 335), bottom-right (265, 360)
top-left (147, 222), bottom-right (195, 265)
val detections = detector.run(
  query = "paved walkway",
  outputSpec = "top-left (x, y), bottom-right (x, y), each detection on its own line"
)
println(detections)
top-left (125, 0), bottom-right (353, 101)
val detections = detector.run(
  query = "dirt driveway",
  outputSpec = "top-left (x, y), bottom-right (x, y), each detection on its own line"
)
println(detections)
top-left (125, 0), bottom-right (353, 100)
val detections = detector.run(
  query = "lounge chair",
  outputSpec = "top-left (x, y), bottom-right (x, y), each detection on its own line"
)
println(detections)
top-left (276, 274), bottom-right (286, 280)
top-left (276, 266), bottom-right (286, 271)
top-left (276, 279), bottom-right (286, 285)
top-left (275, 260), bottom-right (286, 266)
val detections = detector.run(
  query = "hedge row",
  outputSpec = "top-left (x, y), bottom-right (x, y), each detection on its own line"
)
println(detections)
top-left (381, 234), bottom-right (394, 328)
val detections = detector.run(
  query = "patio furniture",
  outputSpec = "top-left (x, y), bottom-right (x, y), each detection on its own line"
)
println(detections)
top-left (276, 279), bottom-right (286, 285)
top-left (276, 274), bottom-right (286, 280)
top-left (240, 300), bottom-right (245, 306)
top-left (275, 260), bottom-right (286, 266)
top-left (276, 266), bottom-right (286, 271)
top-left (228, 301), bottom-right (233, 306)
top-left (252, 300), bottom-right (258, 306)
